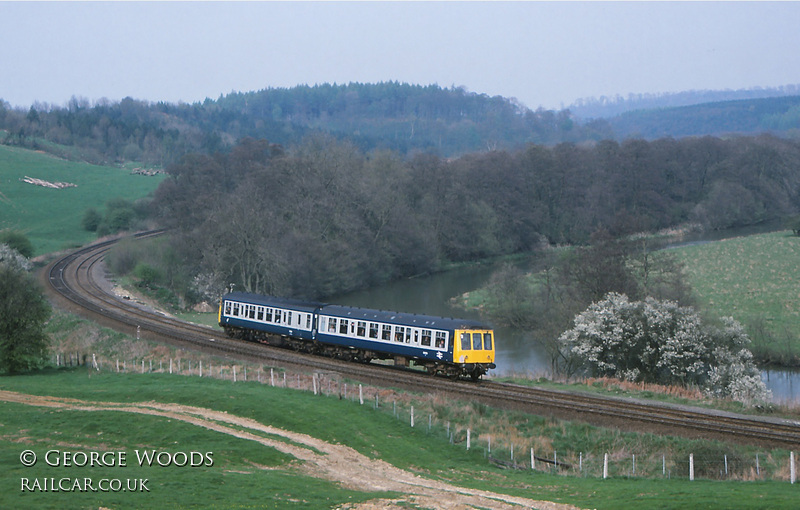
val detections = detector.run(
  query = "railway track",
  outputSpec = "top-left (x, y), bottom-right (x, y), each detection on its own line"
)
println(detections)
top-left (43, 232), bottom-right (800, 449)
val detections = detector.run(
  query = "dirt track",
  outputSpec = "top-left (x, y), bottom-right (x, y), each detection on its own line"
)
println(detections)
top-left (1, 389), bottom-right (579, 510)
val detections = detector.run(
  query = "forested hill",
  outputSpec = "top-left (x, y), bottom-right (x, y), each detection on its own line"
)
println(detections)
top-left (1, 82), bottom-right (799, 166)
top-left (209, 83), bottom-right (612, 155)
top-left (606, 95), bottom-right (800, 140)
top-left (0, 83), bottom-right (610, 164)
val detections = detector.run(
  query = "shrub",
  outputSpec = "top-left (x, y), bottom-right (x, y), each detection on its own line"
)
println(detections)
top-left (559, 293), bottom-right (770, 403)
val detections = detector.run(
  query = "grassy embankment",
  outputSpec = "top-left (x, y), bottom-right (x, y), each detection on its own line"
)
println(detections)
top-left (0, 144), bottom-right (163, 256)
top-left (1, 369), bottom-right (798, 510)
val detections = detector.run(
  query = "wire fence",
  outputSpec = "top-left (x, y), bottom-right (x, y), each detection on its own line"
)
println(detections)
top-left (58, 351), bottom-right (798, 484)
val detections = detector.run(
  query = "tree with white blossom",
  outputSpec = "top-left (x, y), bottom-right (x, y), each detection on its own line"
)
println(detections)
top-left (558, 292), bottom-right (770, 403)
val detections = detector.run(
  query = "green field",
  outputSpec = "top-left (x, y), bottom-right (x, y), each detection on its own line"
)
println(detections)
top-left (0, 145), bottom-right (164, 256)
top-left (0, 370), bottom-right (797, 509)
top-left (673, 231), bottom-right (800, 364)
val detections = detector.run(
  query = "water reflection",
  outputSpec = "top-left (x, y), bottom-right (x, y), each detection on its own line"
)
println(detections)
top-left (762, 368), bottom-right (800, 405)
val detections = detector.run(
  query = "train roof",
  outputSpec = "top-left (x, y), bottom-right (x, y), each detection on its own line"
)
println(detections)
top-left (222, 292), bottom-right (491, 330)
top-left (319, 304), bottom-right (490, 331)
top-left (222, 292), bottom-right (323, 313)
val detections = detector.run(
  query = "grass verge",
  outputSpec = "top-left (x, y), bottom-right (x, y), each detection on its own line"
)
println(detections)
top-left (1, 369), bottom-right (798, 509)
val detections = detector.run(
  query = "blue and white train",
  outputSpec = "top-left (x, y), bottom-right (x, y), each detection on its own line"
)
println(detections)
top-left (219, 291), bottom-right (496, 379)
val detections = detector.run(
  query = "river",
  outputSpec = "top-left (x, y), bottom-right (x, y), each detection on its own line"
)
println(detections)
top-left (330, 231), bottom-right (800, 404)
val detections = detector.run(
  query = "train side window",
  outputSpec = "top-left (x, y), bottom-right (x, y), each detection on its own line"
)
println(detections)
top-left (381, 325), bottom-right (391, 341)
top-left (286, 311), bottom-right (292, 325)
top-left (248, 306), bottom-right (255, 319)
top-left (461, 332), bottom-right (471, 350)
top-left (357, 321), bottom-right (366, 336)
top-left (436, 331), bottom-right (446, 348)
top-left (394, 326), bottom-right (404, 342)
top-left (257, 307), bottom-right (264, 321)
top-left (224, 302), bottom-right (232, 315)
top-left (339, 319), bottom-right (349, 335)
top-left (233, 303), bottom-right (240, 316)
top-left (369, 323), bottom-right (379, 339)
top-left (472, 332), bottom-right (482, 350)
top-left (421, 330), bottom-right (431, 346)
top-left (306, 314), bottom-right (312, 329)
top-left (328, 317), bottom-right (337, 332)
top-left (275, 310), bottom-right (282, 324)
top-left (405, 328), bottom-right (412, 343)
top-left (484, 332), bottom-right (493, 350)
top-left (413, 329), bottom-right (420, 345)
top-left (265, 308), bottom-right (273, 322)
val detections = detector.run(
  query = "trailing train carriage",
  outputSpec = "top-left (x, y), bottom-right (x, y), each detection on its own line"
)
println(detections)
top-left (219, 293), bottom-right (321, 342)
top-left (218, 291), bottom-right (496, 379)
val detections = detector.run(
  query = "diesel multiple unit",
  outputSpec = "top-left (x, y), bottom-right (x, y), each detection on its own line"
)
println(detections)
top-left (219, 291), bottom-right (496, 379)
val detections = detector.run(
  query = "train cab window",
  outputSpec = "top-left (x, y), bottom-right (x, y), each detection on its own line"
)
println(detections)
top-left (328, 318), bottom-right (337, 332)
top-left (483, 332), bottom-right (493, 350)
top-left (460, 332), bottom-right (471, 350)
top-left (369, 323), bottom-right (379, 339)
top-left (436, 332), bottom-right (446, 348)
top-left (357, 321), bottom-right (366, 337)
top-left (394, 326), bottom-right (405, 342)
top-left (339, 319), bottom-right (349, 335)
top-left (472, 332), bottom-right (482, 350)
top-left (421, 330), bottom-right (431, 346)
top-left (381, 325), bottom-right (391, 341)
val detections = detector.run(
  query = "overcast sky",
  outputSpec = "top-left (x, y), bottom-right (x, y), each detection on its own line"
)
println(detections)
top-left (2, 1), bottom-right (800, 111)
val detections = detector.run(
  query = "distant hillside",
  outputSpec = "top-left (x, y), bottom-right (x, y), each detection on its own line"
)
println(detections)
top-left (569, 84), bottom-right (800, 119)
top-left (0, 82), bottom-right (610, 164)
top-left (2, 82), bottom-right (800, 166)
top-left (607, 95), bottom-right (800, 140)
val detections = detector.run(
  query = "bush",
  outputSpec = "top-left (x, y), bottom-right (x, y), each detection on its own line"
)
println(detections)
top-left (0, 230), bottom-right (33, 258)
top-left (558, 293), bottom-right (770, 403)
top-left (81, 208), bottom-right (102, 232)
top-left (133, 262), bottom-right (162, 287)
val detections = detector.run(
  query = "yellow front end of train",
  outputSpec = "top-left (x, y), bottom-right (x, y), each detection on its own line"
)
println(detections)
top-left (452, 328), bottom-right (495, 367)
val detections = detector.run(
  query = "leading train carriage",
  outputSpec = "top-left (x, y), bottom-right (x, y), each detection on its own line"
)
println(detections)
top-left (218, 292), bottom-right (496, 379)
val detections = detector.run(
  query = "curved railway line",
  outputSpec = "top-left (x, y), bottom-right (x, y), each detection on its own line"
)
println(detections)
top-left (43, 232), bottom-right (800, 449)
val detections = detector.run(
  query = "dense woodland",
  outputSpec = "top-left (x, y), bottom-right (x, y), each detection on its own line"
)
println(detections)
top-left (143, 133), bottom-right (800, 303)
top-left (2, 83), bottom-right (799, 167)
